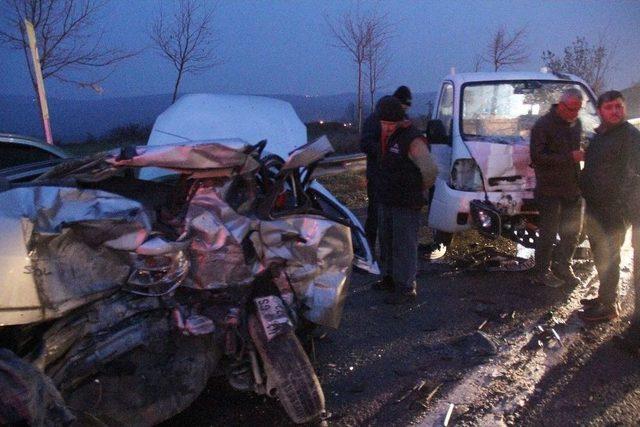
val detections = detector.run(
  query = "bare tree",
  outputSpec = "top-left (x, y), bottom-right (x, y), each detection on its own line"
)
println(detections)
top-left (326, 6), bottom-right (389, 132)
top-left (151, 0), bottom-right (220, 103)
top-left (542, 36), bottom-right (616, 94)
top-left (0, 0), bottom-right (134, 94)
top-left (482, 26), bottom-right (529, 71)
top-left (365, 16), bottom-right (392, 113)
top-left (472, 54), bottom-right (484, 72)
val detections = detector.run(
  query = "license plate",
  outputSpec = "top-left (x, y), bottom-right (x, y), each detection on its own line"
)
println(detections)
top-left (254, 295), bottom-right (292, 341)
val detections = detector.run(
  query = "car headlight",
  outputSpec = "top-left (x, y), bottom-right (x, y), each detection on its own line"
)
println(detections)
top-left (450, 158), bottom-right (484, 191)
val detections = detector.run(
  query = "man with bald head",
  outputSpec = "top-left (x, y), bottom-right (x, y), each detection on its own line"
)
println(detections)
top-left (529, 88), bottom-right (585, 288)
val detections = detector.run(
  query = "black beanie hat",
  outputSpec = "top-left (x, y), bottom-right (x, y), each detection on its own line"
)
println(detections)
top-left (378, 96), bottom-right (405, 122)
top-left (393, 85), bottom-right (412, 106)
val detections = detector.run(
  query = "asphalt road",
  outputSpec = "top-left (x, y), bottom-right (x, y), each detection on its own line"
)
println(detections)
top-left (162, 230), bottom-right (640, 426)
top-left (164, 230), bottom-right (640, 427)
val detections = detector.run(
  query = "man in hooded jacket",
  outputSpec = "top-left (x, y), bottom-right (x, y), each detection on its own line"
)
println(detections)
top-left (360, 86), bottom-right (413, 262)
top-left (375, 96), bottom-right (438, 304)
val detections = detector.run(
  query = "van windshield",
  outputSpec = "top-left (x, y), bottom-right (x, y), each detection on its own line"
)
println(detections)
top-left (460, 81), bottom-right (599, 144)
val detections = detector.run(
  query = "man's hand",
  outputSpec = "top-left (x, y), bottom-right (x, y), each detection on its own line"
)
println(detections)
top-left (571, 149), bottom-right (585, 162)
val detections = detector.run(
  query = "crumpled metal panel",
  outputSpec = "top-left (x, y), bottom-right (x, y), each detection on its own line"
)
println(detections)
top-left (465, 140), bottom-right (536, 192)
top-left (179, 184), bottom-right (353, 327)
top-left (183, 185), bottom-right (255, 289)
top-left (3, 186), bottom-right (151, 243)
top-left (107, 142), bottom-right (260, 177)
top-left (250, 215), bottom-right (353, 328)
top-left (281, 135), bottom-right (333, 171)
top-left (31, 231), bottom-right (130, 316)
top-left (0, 186), bottom-right (152, 322)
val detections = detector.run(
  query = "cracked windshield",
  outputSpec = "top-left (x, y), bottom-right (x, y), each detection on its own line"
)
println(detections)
top-left (462, 81), bottom-right (599, 143)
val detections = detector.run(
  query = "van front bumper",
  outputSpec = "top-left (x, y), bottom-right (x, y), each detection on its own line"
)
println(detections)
top-left (428, 178), bottom-right (538, 246)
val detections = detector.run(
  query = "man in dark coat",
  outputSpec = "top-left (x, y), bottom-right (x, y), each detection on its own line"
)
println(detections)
top-left (375, 96), bottom-right (438, 304)
top-left (529, 88), bottom-right (585, 288)
top-left (360, 86), bottom-right (412, 264)
top-left (579, 90), bottom-right (640, 323)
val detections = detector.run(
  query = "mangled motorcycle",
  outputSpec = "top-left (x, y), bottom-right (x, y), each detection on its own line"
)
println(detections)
top-left (0, 137), bottom-right (371, 425)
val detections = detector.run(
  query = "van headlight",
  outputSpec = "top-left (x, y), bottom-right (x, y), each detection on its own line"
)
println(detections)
top-left (470, 199), bottom-right (501, 237)
top-left (477, 209), bottom-right (493, 228)
top-left (450, 158), bottom-right (484, 191)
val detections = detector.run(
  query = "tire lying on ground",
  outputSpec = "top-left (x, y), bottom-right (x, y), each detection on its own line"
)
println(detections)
top-left (39, 293), bottom-right (221, 426)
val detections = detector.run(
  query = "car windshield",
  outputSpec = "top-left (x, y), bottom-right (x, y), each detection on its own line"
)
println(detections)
top-left (461, 80), bottom-right (599, 144)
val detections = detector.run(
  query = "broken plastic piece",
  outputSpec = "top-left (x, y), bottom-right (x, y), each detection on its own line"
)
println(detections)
top-left (443, 403), bottom-right (454, 426)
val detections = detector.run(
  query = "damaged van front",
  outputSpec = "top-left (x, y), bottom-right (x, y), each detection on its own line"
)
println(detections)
top-left (427, 70), bottom-right (598, 248)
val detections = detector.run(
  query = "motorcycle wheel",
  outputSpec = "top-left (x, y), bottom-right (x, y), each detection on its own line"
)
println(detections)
top-left (248, 314), bottom-right (325, 424)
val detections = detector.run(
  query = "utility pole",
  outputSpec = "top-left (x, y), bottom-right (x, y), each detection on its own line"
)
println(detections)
top-left (24, 19), bottom-right (53, 145)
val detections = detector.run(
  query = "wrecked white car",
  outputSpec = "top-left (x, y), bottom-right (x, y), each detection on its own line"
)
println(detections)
top-left (0, 96), bottom-right (374, 425)
top-left (145, 93), bottom-right (375, 272)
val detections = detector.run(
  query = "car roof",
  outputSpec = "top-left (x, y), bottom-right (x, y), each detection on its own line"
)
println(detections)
top-left (147, 94), bottom-right (307, 158)
top-left (442, 70), bottom-right (588, 86)
top-left (0, 133), bottom-right (70, 159)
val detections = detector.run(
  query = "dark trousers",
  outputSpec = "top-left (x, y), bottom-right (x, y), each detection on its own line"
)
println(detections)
top-left (633, 226), bottom-right (640, 324)
top-left (379, 204), bottom-right (421, 292)
top-left (534, 196), bottom-right (583, 272)
top-left (586, 208), bottom-right (628, 305)
top-left (365, 183), bottom-right (379, 253)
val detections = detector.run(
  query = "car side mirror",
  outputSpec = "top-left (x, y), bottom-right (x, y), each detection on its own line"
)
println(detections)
top-left (426, 119), bottom-right (449, 145)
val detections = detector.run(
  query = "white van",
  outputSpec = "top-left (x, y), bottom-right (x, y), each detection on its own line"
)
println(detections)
top-left (425, 70), bottom-right (599, 249)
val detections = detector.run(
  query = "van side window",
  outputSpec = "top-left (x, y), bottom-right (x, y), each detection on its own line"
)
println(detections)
top-left (437, 83), bottom-right (454, 136)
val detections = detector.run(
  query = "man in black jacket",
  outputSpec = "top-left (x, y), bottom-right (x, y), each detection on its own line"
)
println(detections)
top-left (580, 91), bottom-right (640, 322)
top-left (530, 88), bottom-right (585, 288)
top-left (360, 86), bottom-right (412, 257)
top-left (375, 96), bottom-right (438, 304)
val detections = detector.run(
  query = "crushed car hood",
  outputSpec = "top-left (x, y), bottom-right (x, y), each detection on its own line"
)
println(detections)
top-left (0, 142), bottom-right (354, 328)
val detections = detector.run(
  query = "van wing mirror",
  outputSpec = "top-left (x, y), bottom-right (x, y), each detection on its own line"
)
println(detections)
top-left (426, 119), bottom-right (449, 145)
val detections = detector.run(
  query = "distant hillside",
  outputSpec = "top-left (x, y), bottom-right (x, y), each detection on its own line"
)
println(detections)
top-left (0, 94), bottom-right (170, 144)
top-left (0, 91), bottom-right (436, 143)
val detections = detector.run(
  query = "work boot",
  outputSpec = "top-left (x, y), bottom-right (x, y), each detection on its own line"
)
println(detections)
top-left (580, 298), bottom-right (622, 312)
top-left (372, 275), bottom-right (394, 292)
top-left (422, 242), bottom-right (447, 261)
top-left (552, 264), bottom-right (581, 287)
top-left (384, 288), bottom-right (417, 305)
top-left (530, 269), bottom-right (564, 288)
top-left (578, 302), bottom-right (619, 322)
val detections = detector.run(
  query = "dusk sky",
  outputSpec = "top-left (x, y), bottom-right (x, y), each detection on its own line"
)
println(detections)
top-left (1, 0), bottom-right (639, 100)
